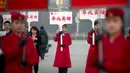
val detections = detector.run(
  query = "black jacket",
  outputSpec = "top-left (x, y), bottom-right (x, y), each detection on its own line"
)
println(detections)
top-left (39, 29), bottom-right (48, 46)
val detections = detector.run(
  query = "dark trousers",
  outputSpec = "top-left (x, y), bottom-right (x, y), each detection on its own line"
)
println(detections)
top-left (40, 48), bottom-right (46, 60)
top-left (58, 67), bottom-right (68, 73)
top-left (34, 64), bottom-right (39, 73)
top-left (0, 55), bottom-right (5, 73)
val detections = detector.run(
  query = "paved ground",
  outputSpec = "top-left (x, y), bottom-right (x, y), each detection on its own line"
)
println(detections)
top-left (38, 40), bottom-right (90, 73)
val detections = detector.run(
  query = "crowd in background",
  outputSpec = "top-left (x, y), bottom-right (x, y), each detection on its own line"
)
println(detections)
top-left (0, 16), bottom-right (49, 73)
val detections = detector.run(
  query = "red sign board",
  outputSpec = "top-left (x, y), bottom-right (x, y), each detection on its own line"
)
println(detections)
top-left (8, 0), bottom-right (47, 11)
top-left (71, 0), bottom-right (127, 8)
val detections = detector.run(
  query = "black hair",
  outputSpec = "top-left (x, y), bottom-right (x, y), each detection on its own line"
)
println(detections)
top-left (121, 25), bottom-right (125, 35)
top-left (30, 26), bottom-right (39, 36)
top-left (4, 21), bottom-right (11, 25)
top-left (62, 24), bottom-right (67, 28)
top-left (40, 26), bottom-right (44, 30)
top-left (129, 29), bottom-right (130, 34)
top-left (121, 19), bottom-right (125, 35)
top-left (94, 20), bottom-right (99, 26)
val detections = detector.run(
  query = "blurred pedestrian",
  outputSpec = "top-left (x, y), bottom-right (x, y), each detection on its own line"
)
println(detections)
top-left (85, 8), bottom-right (130, 73)
top-left (1, 12), bottom-right (39, 73)
top-left (30, 26), bottom-right (41, 73)
top-left (53, 24), bottom-right (72, 73)
top-left (0, 15), bottom-right (3, 30)
top-left (3, 21), bottom-right (12, 34)
top-left (127, 28), bottom-right (130, 40)
top-left (0, 14), bottom-right (5, 73)
top-left (87, 20), bottom-right (100, 43)
top-left (39, 26), bottom-right (48, 60)
top-left (85, 20), bottom-right (100, 73)
top-left (23, 21), bottom-right (29, 35)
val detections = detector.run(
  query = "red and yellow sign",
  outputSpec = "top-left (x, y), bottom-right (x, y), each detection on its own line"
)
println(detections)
top-left (0, 0), bottom-right (6, 12)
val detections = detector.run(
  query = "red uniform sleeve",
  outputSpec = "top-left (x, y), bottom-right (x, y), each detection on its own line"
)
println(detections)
top-left (87, 45), bottom-right (98, 67)
top-left (104, 42), bottom-right (130, 72)
top-left (87, 32), bottom-right (92, 44)
top-left (27, 38), bottom-right (39, 65)
top-left (2, 36), bottom-right (20, 60)
top-left (54, 33), bottom-right (60, 42)
top-left (64, 34), bottom-right (72, 46)
top-left (87, 32), bottom-right (99, 68)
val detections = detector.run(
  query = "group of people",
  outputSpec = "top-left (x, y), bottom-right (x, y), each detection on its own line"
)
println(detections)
top-left (0, 7), bottom-right (130, 73)
top-left (0, 12), bottom-right (48, 73)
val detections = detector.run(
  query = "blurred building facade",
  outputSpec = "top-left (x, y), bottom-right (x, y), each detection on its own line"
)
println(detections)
top-left (2, 0), bottom-right (130, 40)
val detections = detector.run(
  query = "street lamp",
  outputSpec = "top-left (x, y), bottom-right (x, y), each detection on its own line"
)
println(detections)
top-left (56, 0), bottom-right (64, 51)
top-left (56, 0), bottom-right (64, 11)
top-left (56, 0), bottom-right (64, 5)
top-left (75, 11), bottom-right (80, 34)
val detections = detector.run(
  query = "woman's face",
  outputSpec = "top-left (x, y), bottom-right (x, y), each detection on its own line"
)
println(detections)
top-left (31, 29), bottom-right (37, 34)
top-left (106, 16), bottom-right (122, 35)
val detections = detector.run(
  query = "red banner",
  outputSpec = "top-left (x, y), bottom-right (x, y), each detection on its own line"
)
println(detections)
top-left (71, 0), bottom-right (127, 8)
top-left (8, 0), bottom-right (47, 11)
top-left (0, 0), bottom-right (6, 12)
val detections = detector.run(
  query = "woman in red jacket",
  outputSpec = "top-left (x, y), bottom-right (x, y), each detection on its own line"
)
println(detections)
top-left (85, 20), bottom-right (100, 73)
top-left (2, 12), bottom-right (39, 73)
top-left (85, 8), bottom-right (130, 73)
top-left (53, 24), bottom-right (72, 73)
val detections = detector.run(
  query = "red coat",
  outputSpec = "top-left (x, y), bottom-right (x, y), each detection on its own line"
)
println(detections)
top-left (2, 32), bottom-right (39, 73)
top-left (53, 32), bottom-right (72, 68)
top-left (86, 33), bottom-right (130, 73)
top-left (85, 32), bottom-right (98, 73)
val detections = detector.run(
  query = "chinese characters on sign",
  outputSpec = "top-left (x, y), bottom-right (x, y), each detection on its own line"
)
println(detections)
top-left (51, 16), bottom-right (71, 21)
top-left (80, 8), bottom-right (106, 19)
top-left (82, 9), bottom-right (105, 15)
top-left (2, 11), bottom-right (39, 22)
top-left (50, 12), bottom-right (72, 24)
top-left (3, 15), bottom-right (38, 21)
top-left (27, 11), bottom-right (38, 23)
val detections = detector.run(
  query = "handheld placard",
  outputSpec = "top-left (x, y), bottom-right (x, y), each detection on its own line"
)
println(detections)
top-left (60, 34), bottom-right (63, 51)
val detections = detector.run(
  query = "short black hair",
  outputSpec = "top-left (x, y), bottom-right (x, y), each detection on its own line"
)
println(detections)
top-left (62, 24), bottom-right (67, 28)
top-left (31, 26), bottom-right (39, 31)
top-left (30, 26), bottom-right (39, 36)
top-left (4, 21), bottom-right (11, 25)
top-left (40, 26), bottom-right (44, 30)
top-left (129, 29), bottom-right (130, 34)
top-left (94, 20), bottom-right (99, 26)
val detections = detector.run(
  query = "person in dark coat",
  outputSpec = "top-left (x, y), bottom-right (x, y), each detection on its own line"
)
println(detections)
top-left (39, 26), bottom-right (48, 60)
top-left (0, 43), bottom-right (5, 73)
top-left (0, 15), bottom-right (5, 73)
top-left (30, 26), bottom-right (41, 73)
top-left (127, 29), bottom-right (130, 40)
top-left (0, 48), bottom-right (5, 73)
